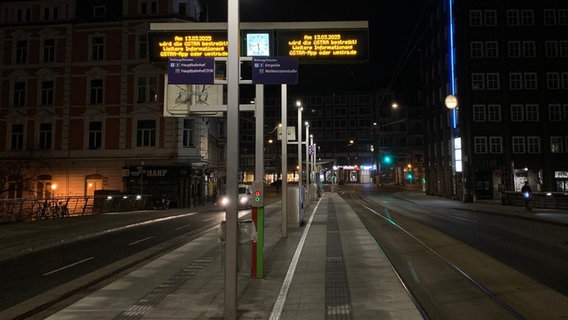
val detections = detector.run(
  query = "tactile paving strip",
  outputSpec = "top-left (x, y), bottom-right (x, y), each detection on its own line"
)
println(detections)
top-left (325, 200), bottom-right (353, 320)
top-left (113, 246), bottom-right (220, 319)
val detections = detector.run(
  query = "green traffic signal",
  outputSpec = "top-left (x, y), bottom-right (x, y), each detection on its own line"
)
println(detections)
top-left (383, 155), bottom-right (393, 164)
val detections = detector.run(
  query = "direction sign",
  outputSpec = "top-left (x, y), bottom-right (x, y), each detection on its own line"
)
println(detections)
top-left (168, 58), bottom-right (215, 84)
top-left (252, 57), bottom-right (298, 84)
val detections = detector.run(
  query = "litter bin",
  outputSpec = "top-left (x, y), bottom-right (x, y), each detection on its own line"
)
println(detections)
top-left (287, 185), bottom-right (304, 227)
top-left (217, 219), bottom-right (257, 274)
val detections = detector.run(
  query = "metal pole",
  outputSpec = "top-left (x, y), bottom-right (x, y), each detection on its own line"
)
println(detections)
top-left (297, 104), bottom-right (302, 201)
top-left (281, 85), bottom-right (287, 238)
top-left (254, 84), bottom-right (264, 278)
top-left (305, 123), bottom-right (310, 201)
top-left (225, 0), bottom-right (239, 318)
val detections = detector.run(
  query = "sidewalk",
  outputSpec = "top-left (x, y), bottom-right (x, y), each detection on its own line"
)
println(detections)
top-left (44, 192), bottom-right (423, 320)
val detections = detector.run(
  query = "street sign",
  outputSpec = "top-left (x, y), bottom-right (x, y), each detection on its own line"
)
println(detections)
top-left (168, 58), bottom-right (215, 84)
top-left (252, 57), bottom-right (298, 84)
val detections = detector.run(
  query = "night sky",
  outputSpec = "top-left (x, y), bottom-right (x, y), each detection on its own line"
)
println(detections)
top-left (204, 0), bottom-right (426, 102)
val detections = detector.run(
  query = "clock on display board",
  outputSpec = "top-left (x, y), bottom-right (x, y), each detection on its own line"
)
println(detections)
top-left (246, 33), bottom-right (270, 56)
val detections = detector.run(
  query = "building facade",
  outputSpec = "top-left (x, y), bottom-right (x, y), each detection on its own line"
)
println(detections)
top-left (241, 89), bottom-right (425, 188)
top-left (421, 0), bottom-right (568, 201)
top-left (0, 0), bottom-right (226, 207)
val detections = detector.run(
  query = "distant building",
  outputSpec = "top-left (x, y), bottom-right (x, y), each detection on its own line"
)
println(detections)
top-left (242, 89), bottom-right (425, 188)
top-left (0, 0), bottom-right (225, 207)
top-left (421, 0), bottom-right (568, 201)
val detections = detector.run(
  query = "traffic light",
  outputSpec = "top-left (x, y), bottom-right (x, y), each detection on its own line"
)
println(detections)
top-left (382, 155), bottom-right (393, 165)
top-left (252, 181), bottom-right (264, 207)
top-left (407, 172), bottom-right (414, 180)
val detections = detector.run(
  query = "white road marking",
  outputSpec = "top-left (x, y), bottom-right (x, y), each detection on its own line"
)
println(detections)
top-left (43, 257), bottom-right (95, 276)
top-left (128, 236), bottom-right (155, 246)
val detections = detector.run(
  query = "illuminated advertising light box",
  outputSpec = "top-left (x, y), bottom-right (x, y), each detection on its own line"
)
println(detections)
top-left (275, 29), bottom-right (369, 63)
top-left (148, 31), bottom-right (228, 62)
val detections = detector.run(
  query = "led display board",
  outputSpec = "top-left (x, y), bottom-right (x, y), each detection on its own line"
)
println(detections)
top-left (148, 22), bottom-right (369, 64)
top-left (275, 29), bottom-right (368, 63)
top-left (148, 31), bottom-right (228, 62)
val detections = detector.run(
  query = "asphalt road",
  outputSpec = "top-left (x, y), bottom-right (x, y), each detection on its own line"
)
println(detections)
top-left (0, 208), bottom-right (226, 311)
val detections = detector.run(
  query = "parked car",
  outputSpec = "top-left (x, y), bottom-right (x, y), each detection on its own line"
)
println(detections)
top-left (220, 184), bottom-right (252, 209)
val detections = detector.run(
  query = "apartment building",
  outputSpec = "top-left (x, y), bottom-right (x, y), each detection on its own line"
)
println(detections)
top-left (421, 0), bottom-right (568, 201)
top-left (0, 0), bottom-right (227, 207)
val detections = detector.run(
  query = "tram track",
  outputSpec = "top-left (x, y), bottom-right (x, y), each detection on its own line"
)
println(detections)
top-left (342, 191), bottom-right (529, 320)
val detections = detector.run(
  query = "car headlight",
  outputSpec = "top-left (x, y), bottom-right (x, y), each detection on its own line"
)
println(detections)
top-left (240, 197), bottom-right (248, 205)
top-left (221, 196), bottom-right (230, 207)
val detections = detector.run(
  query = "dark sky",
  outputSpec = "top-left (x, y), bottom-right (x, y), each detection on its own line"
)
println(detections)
top-left (204, 0), bottom-right (426, 103)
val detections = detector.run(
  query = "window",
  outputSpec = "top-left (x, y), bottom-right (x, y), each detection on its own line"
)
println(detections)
top-left (90, 36), bottom-right (104, 61)
top-left (39, 123), bottom-right (52, 150)
top-left (43, 39), bottom-right (55, 63)
top-left (472, 73), bottom-right (484, 90)
top-left (183, 119), bottom-right (194, 147)
top-left (525, 104), bottom-right (539, 121)
top-left (90, 79), bottom-right (103, 104)
top-left (512, 136), bottom-right (525, 153)
top-left (544, 9), bottom-right (557, 25)
top-left (560, 41), bottom-right (568, 57)
top-left (473, 104), bottom-right (486, 122)
top-left (511, 104), bottom-right (524, 121)
top-left (508, 41), bottom-right (521, 57)
top-left (16, 8), bottom-right (31, 22)
top-left (559, 9), bottom-right (568, 25)
top-left (471, 41), bottom-right (483, 58)
top-left (93, 6), bottom-right (106, 17)
top-left (545, 41), bottom-right (558, 57)
top-left (562, 72), bottom-right (568, 89)
top-left (489, 136), bottom-right (502, 153)
top-left (522, 41), bottom-right (536, 57)
top-left (40, 80), bottom-right (54, 106)
top-left (547, 73), bottom-right (560, 89)
top-left (136, 120), bottom-right (156, 147)
top-left (88, 121), bottom-right (102, 150)
top-left (13, 81), bottom-right (26, 107)
top-left (474, 136), bottom-right (487, 153)
top-left (140, 0), bottom-right (158, 15)
top-left (506, 10), bottom-right (519, 26)
top-left (509, 73), bottom-right (522, 89)
top-left (136, 76), bottom-right (158, 103)
top-left (549, 104), bottom-right (562, 121)
top-left (488, 104), bottom-right (501, 121)
top-left (527, 136), bottom-right (541, 153)
top-left (551, 136), bottom-right (563, 153)
top-left (521, 10), bottom-right (534, 26)
top-left (138, 34), bottom-right (147, 59)
top-left (15, 40), bottom-right (27, 64)
top-left (487, 73), bottom-right (500, 90)
top-left (524, 73), bottom-right (537, 89)
top-left (469, 10), bottom-right (482, 26)
top-left (11, 124), bottom-right (24, 150)
top-left (484, 10), bottom-right (497, 26)
top-left (485, 41), bottom-right (498, 57)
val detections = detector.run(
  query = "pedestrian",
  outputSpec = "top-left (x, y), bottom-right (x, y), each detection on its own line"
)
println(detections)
top-left (521, 181), bottom-right (532, 210)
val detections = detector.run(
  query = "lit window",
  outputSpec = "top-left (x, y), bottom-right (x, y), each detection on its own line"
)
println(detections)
top-left (551, 136), bottom-right (563, 153)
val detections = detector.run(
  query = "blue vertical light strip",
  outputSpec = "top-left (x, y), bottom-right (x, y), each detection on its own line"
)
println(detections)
top-left (448, 0), bottom-right (457, 129)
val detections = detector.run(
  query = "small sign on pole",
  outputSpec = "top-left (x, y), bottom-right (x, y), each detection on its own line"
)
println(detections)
top-left (168, 58), bottom-right (215, 84)
top-left (252, 57), bottom-right (298, 84)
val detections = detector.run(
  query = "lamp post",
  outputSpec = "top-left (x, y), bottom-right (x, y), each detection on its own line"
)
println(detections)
top-left (296, 100), bottom-right (303, 193)
top-left (305, 121), bottom-right (310, 202)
